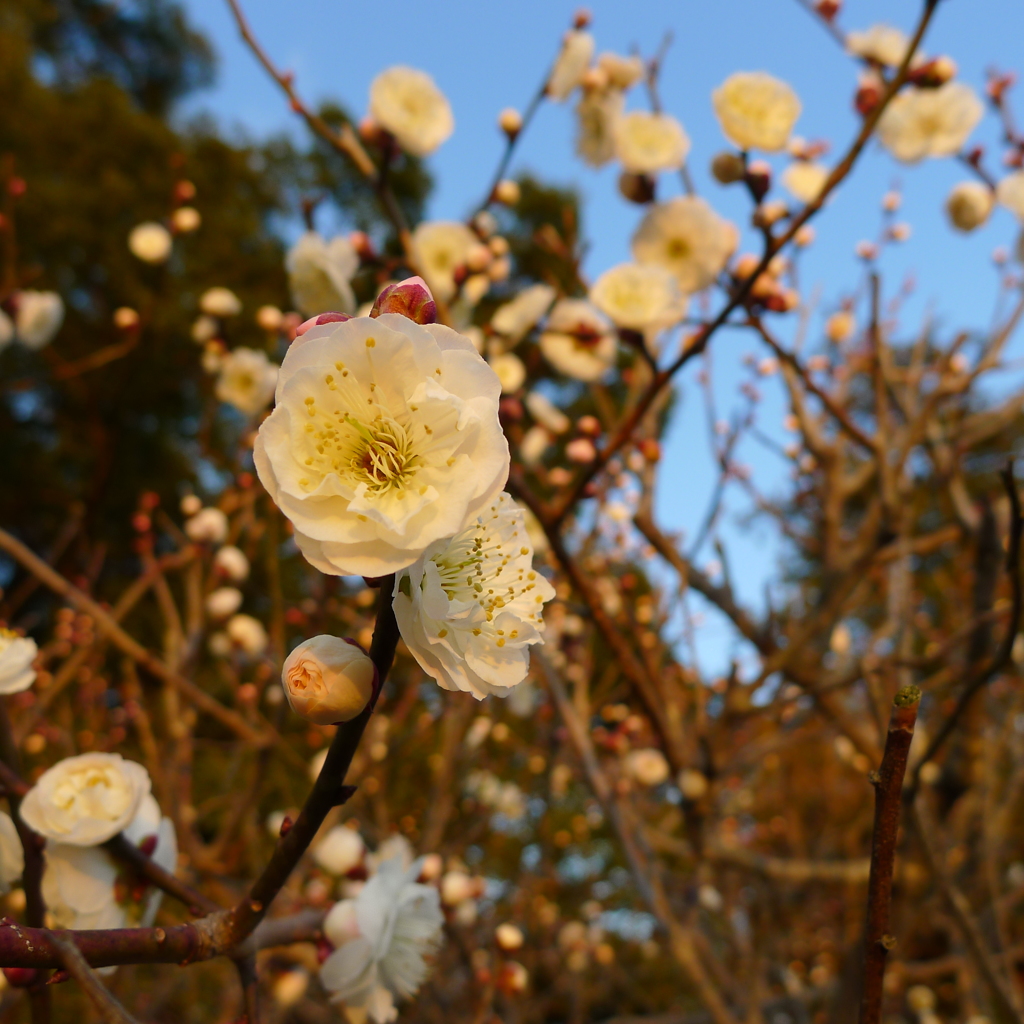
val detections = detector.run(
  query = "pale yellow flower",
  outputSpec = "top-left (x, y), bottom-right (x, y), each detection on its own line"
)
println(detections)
top-left (713, 72), bottom-right (801, 152)
top-left (548, 30), bottom-right (594, 101)
top-left (782, 162), bottom-right (830, 204)
top-left (877, 82), bottom-right (983, 164)
top-left (847, 24), bottom-right (921, 68)
top-left (996, 171), bottom-right (1024, 222)
top-left (369, 66), bottom-right (453, 156)
top-left (412, 221), bottom-right (476, 302)
top-left (589, 262), bottom-right (686, 334)
top-left (946, 181), bottom-right (994, 231)
top-left (575, 87), bottom-right (624, 167)
top-left (614, 112), bottom-right (690, 174)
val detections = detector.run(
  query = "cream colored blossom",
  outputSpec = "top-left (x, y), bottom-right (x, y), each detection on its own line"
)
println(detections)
top-left (632, 197), bottom-right (739, 293)
top-left (491, 284), bottom-right (557, 342)
top-left (369, 66), bottom-right (454, 157)
top-left (128, 221), bottom-right (172, 263)
top-left (0, 309), bottom-right (12, 351)
top-left (213, 545), bottom-right (250, 581)
top-left (205, 586), bottom-right (243, 619)
top-left (574, 86), bottom-right (624, 167)
top-left (287, 232), bottom-right (359, 317)
top-left (615, 112), bottom-right (690, 174)
top-left (215, 347), bottom-right (279, 416)
top-left (254, 314), bottom-right (508, 578)
top-left (21, 753), bottom-right (151, 846)
top-left (598, 52), bottom-right (645, 90)
top-left (947, 181), bottom-right (994, 231)
top-left (0, 630), bottom-right (37, 694)
top-left (713, 72), bottom-right (801, 152)
top-left (997, 172), bottom-right (1024, 221)
top-left (0, 813), bottom-right (23, 894)
top-left (490, 352), bottom-right (526, 394)
top-left (847, 24), bottom-right (920, 68)
top-left (540, 299), bottom-right (617, 381)
top-left (172, 206), bottom-right (201, 233)
top-left (15, 291), bottom-right (64, 350)
top-left (226, 614), bottom-right (268, 656)
top-left (877, 82), bottom-right (983, 163)
top-left (200, 287), bottom-right (241, 318)
top-left (412, 221), bottom-right (476, 303)
top-left (184, 506), bottom-right (228, 544)
top-left (525, 392), bottom-right (570, 434)
top-left (626, 748), bottom-right (670, 786)
top-left (314, 825), bottom-right (366, 876)
top-left (782, 162), bottom-right (830, 204)
top-left (393, 492), bottom-right (555, 699)
top-left (589, 263), bottom-right (686, 334)
top-left (548, 30), bottom-right (595, 101)
top-left (282, 635), bottom-right (375, 725)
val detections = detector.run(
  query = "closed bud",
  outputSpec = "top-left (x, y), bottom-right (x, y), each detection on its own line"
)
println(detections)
top-left (174, 180), bottom-right (197, 203)
top-left (854, 71), bottom-right (884, 117)
top-left (494, 179), bottom-right (521, 206)
top-left (256, 304), bottom-right (284, 332)
top-left (573, 8), bottom-right (592, 29)
top-left (711, 151), bottom-right (746, 185)
top-left (496, 923), bottom-right (525, 950)
top-left (370, 276), bottom-right (437, 324)
top-left (113, 306), bottom-right (140, 330)
top-left (911, 55), bottom-right (957, 88)
top-left (618, 171), bottom-right (656, 205)
top-left (815, 0), bottom-right (841, 20)
top-left (745, 160), bottom-right (772, 202)
top-left (295, 311), bottom-right (353, 338)
top-left (498, 108), bottom-right (523, 137)
top-left (171, 206), bottom-right (201, 233)
top-left (282, 636), bottom-right (376, 725)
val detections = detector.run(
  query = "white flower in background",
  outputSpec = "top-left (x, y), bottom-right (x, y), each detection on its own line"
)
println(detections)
top-left (519, 425), bottom-right (551, 466)
top-left (825, 310), bottom-right (856, 344)
top-left (615, 112), bottom-right (690, 175)
top-left (287, 232), bottom-right (359, 317)
top-left (205, 586), bottom-right (243, 619)
top-left (598, 52), bottom-right (645, 90)
top-left (997, 172), bottom-right (1024, 221)
top-left (369, 66), bottom-right (454, 157)
top-left (314, 825), bottom-right (366, 876)
top-left (946, 181), bottom-right (994, 231)
top-left (215, 347), bottom-right (279, 416)
top-left (191, 314), bottom-right (218, 344)
top-left (847, 24), bottom-right (919, 68)
top-left (575, 87), bottom-right (624, 167)
top-left (626, 748), bottom-right (670, 786)
top-left (713, 72), bottom-right (801, 152)
top-left (15, 291), bottom-right (64, 350)
top-left (226, 614), bottom-right (268, 656)
top-left (539, 298), bottom-right (617, 382)
top-left (172, 206), bottom-right (201, 233)
top-left (678, 769), bottom-right (709, 800)
top-left (200, 287), bottom-right (242, 318)
top-left (491, 284), bottom-right (557, 342)
top-left (782, 162), bottom-right (830, 204)
top-left (0, 630), bottom-right (37, 694)
top-left (213, 544), bottom-right (250, 581)
top-left (43, 793), bottom-right (176, 932)
top-left (525, 392), bottom-right (570, 435)
top-left (0, 309), bottom-right (13, 351)
top-left (489, 352), bottom-right (526, 394)
top-left (184, 506), bottom-right (228, 544)
top-left (877, 83), bottom-right (983, 163)
top-left (411, 221), bottom-right (476, 303)
top-left (320, 851), bottom-right (444, 1024)
top-left (0, 812), bottom-right (23, 893)
top-left (590, 263), bottom-right (687, 335)
top-left (254, 314), bottom-right (508, 577)
top-left (632, 196), bottom-right (739, 294)
top-left (548, 30), bottom-right (595, 101)
top-left (128, 221), bottom-right (172, 264)
top-left (393, 492), bottom-right (555, 699)
top-left (282, 635), bottom-right (375, 725)
top-left (20, 753), bottom-right (151, 846)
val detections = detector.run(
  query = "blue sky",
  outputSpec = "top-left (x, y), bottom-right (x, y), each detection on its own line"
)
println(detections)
top-left (178, 0), bottom-right (1024, 671)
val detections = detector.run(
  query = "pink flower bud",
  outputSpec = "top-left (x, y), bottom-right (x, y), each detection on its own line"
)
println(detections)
top-left (281, 636), bottom-right (376, 725)
top-left (295, 311), bottom-right (353, 338)
top-left (369, 276), bottom-right (437, 324)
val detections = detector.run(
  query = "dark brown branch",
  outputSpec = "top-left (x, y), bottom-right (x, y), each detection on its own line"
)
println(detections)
top-left (103, 835), bottom-right (219, 917)
top-left (45, 931), bottom-right (144, 1024)
top-left (858, 685), bottom-right (921, 1024)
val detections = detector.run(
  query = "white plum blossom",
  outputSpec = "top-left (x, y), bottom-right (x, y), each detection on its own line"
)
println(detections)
top-left (184, 506), bottom-right (229, 544)
top-left (314, 825), bottom-right (366, 876)
top-left (996, 172), bottom-right (1024, 222)
top-left (589, 263), bottom-right (687, 335)
top-left (540, 299), bottom-right (617, 381)
top-left (625, 748), bottom-right (670, 786)
top-left (632, 197), bottom-right (739, 294)
top-left (614, 112), bottom-right (690, 175)
top-left (215, 347), bottom-right (279, 416)
top-left (489, 352), bottom-right (526, 394)
top-left (524, 392), bottom-right (570, 435)
top-left (491, 284), bottom-right (557, 342)
top-left (0, 812), bottom-right (23, 893)
top-left (255, 313), bottom-right (508, 577)
top-left (287, 232), bottom-right (360, 317)
top-left (947, 181), bottom-right (994, 231)
top-left (782, 162), bottom-right (830, 204)
top-left (0, 629), bottom-right (37, 694)
top-left (200, 287), bottom-right (242, 318)
top-left (320, 851), bottom-right (444, 1024)
top-left (226, 613), bottom-right (268, 656)
top-left (847, 24), bottom-right (920, 68)
top-left (282, 635), bottom-right (375, 724)
top-left (877, 83), bottom-right (983, 164)
top-left (20, 753), bottom-right (152, 846)
top-left (411, 221), bottom-right (476, 303)
top-left (393, 492), bottom-right (555, 699)
top-left (575, 86), bottom-right (624, 167)
top-left (713, 72), bottom-right (801, 152)
top-left (213, 544), bottom-right (250, 581)
top-left (548, 30), bottom-right (595, 101)
top-left (598, 52), bottom-right (645, 90)
top-left (369, 66), bottom-right (454, 157)
top-left (15, 291), bottom-right (64, 350)
top-left (205, 586), bottom-right (243, 619)
top-left (128, 221), bottom-right (172, 264)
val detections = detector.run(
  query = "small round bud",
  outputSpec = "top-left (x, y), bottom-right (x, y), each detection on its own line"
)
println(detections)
top-left (174, 180), bottom-right (197, 203)
top-left (854, 240), bottom-right (878, 261)
top-left (494, 179), bottom-right (521, 206)
top-left (794, 225), bottom-right (816, 247)
top-left (502, 961), bottom-right (529, 994)
top-left (128, 221), bottom-right (172, 264)
top-left (678, 769), bottom-right (708, 800)
top-left (825, 310), bottom-right (856, 343)
top-left (711, 151), bottom-right (746, 185)
top-left (282, 635), bottom-right (376, 725)
top-left (488, 256), bottom-right (512, 283)
top-left (754, 200), bottom-right (788, 228)
top-left (745, 160), bottom-right (772, 202)
top-left (498, 108), bottom-right (523, 137)
top-left (566, 438), bottom-right (597, 463)
top-left (200, 286), bottom-right (242, 318)
top-left (888, 222), bottom-right (911, 243)
top-left (113, 306), bottom-right (140, 330)
top-left (577, 415), bottom-right (601, 436)
top-left (945, 181), bottom-right (994, 232)
top-left (313, 825), bottom-right (365, 875)
top-left (495, 923), bottom-right (525, 951)
top-left (465, 242), bottom-right (492, 273)
top-left (180, 494), bottom-right (202, 517)
top-left (573, 8), bottom-right (591, 29)
top-left (489, 235), bottom-right (510, 257)
top-left (815, 0), bottom-right (841, 19)
top-left (882, 190), bottom-right (902, 212)
top-left (171, 206), bottom-right (201, 233)
top-left (206, 586), bottom-right (243, 619)
top-left (618, 171), bottom-right (656, 205)
top-left (256, 304), bottom-right (284, 332)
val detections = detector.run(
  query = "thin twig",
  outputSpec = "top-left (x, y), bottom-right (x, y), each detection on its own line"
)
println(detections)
top-left (45, 931), bottom-right (145, 1024)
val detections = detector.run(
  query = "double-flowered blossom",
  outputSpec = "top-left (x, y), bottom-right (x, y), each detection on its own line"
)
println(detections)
top-left (320, 850), bottom-right (444, 1024)
top-left (254, 308), bottom-right (509, 577)
top-left (877, 82), bottom-right (983, 163)
top-left (282, 635), bottom-right (376, 724)
top-left (632, 197), bottom-right (739, 294)
top-left (713, 72), bottom-right (801, 152)
top-left (614, 112), bottom-right (690, 175)
top-left (287, 231), bottom-right (360, 317)
top-left (393, 492), bottom-right (555, 699)
top-left (369, 66), bottom-right (454, 157)
top-left (589, 262), bottom-right (687, 336)
top-left (0, 629), bottom-right (37, 694)
top-left (540, 299), bottom-right (618, 381)
top-left (215, 347), bottom-right (279, 416)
